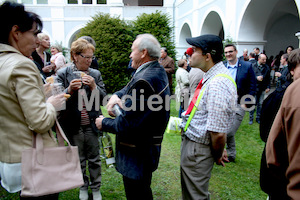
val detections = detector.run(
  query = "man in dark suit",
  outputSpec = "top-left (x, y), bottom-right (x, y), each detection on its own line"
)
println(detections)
top-left (95, 34), bottom-right (170, 200)
top-left (249, 54), bottom-right (271, 125)
top-left (223, 44), bottom-right (256, 162)
top-left (248, 52), bottom-right (257, 66)
top-left (239, 48), bottom-right (249, 61)
top-left (254, 47), bottom-right (260, 61)
top-left (159, 47), bottom-right (175, 94)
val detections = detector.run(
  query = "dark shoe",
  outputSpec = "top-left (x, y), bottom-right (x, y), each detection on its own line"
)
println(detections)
top-left (256, 119), bottom-right (260, 124)
top-left (249, 120), bottom-right (253, 125)
top-left (228, 156), bottom-right (235, 163)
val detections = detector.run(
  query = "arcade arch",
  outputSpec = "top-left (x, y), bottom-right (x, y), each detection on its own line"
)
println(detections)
top-left (238, 0), bottom-right (300, 57)
top-left (178, 22), bottom-right (192, 58)
top-left (201, 11), bottom-right (224, 40)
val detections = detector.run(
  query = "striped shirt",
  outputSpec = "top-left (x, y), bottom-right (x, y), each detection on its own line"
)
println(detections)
top-left (81, 99), bottom-right (90, 125)
top-left (180, 62), bottom-right (237, 145)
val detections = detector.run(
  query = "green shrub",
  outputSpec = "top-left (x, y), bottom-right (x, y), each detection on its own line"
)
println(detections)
top-left (77, 11), bottom-right (176, 93)
top-left (132, 11), bottom-right (176, 61)
top-left (78, 13), bottom-right (134, 93)
top-left (132, 11), bottom-right (177, 93)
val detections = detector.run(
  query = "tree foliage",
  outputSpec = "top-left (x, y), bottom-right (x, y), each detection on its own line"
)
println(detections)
top-left (132, 11), bottom-right (176, 60)
top-left (77, 11), bottom-right (176, 93)
top-left (78, 13), bottom-right (134, 93)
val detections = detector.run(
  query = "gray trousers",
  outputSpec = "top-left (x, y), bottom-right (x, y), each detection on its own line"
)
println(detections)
top-left (73, 125), bottom-right (101, 191)
top-left (226, 105), bottom-right (245, 159)
top-left (180, 135), bottom-right (214, 200)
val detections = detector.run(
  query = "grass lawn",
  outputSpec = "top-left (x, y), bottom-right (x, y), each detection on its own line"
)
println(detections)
top-left (0, 99), bottom-right (267, 199)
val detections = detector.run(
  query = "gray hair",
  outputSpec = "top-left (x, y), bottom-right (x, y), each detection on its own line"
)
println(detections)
top-left (37, 33), bottom-right (49, 41)
top-left (136, 34), bottom-right (161, 59)
top-left (51, 43), bottom-right (62, 52)
top-left (161, 47), bottom-right (167, 54)
top-left (79, 36), bottom-right (96, 47)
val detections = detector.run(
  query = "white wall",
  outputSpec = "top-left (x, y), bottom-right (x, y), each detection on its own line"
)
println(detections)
top-left (2, 0), bottom-right (300, 59)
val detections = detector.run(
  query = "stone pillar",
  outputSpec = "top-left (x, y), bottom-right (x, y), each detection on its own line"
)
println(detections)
top-left (107, 0), bottom-right (124, 18)
top-left (48, 0), bottom-right (65, 45)
top-left (107, 0), bottom-right (124, 6)
top-left (295, 32), bottom-right (300, 48)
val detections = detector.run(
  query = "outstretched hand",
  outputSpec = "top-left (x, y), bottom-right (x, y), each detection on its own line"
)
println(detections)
top-left (96, 115), bottom-right (105, 130)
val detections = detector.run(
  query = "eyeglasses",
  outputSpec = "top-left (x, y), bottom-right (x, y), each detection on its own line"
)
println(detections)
top-left (80, 54), bottom-right (95, 60)
top-left (224, 50), bottom-right (234, 54)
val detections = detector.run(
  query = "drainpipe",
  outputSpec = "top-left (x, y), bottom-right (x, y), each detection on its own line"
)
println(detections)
top-left (173, 0), bottom-right (177, 42)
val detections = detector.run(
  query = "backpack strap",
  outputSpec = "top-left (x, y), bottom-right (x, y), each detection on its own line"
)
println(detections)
top-left (184, 73), bottom-right (236, 132)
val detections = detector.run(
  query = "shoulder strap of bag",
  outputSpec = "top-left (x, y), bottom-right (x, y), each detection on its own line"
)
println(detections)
top-left (184, 73), bottom-right (237, 132)
top-left (34, 119), bottom-right (73, 164)
top-left (55, 119), bottom-right (72, 147)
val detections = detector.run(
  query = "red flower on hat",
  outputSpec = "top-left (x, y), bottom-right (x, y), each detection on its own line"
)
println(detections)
top-left (186, 47), bottom-right (193, 56)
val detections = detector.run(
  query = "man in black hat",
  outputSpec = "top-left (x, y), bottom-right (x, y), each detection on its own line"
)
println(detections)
top-left (179, 34), bottom-right (237, 199)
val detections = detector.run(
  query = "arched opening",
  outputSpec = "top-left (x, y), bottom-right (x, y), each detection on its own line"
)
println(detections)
top-left (178, 23), bottom-right (192, 59)
top-left (68, 29), bottom-right (81, 48)
top-left (238, 0), bottom-right (300, 57)
top-left (179, 23), bottom-right (192, 45)
top-left (201, 11), bottom-right (224, 40)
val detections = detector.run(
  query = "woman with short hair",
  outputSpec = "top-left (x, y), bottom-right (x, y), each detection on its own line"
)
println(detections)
top-left (57, 38), bottom-right (106, 200)
top-left (32, 32), bottom-right (55, 77)
top-left (175, 59), bottom-right (190, 117)
top-left (50, 43), bottom-right (66, 73)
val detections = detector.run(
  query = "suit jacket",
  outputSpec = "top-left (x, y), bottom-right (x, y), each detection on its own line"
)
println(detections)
top-left (102, 61), bottom-right (170, 180)
top-left (248, 59), bottom-right (261, 77)
top-left (276, 66), bottom-right (292, 90)
top-left (248, 58), bottom-right (257, 66)
top-left (57, 64), bottom-right (107, 138)
top-left (0, 44), bottom-right (57, 163)
top-left (224, 60), bottom-right (256, 104)
top-left (159, 56), bottom-right (175, 88)
top-left (253, 62), bottom-right (270, 92)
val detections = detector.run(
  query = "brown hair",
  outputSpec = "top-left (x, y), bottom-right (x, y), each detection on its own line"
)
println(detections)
top-left (177, 59), bottom-right (186, 68)
top-left (224, 43), bottom-right (237, 51)
top-left (282, 53), bottom-right (289, 61)
top-left (288, 49), bottom-right (300, 72)
top-left (70, 38), bottom-right (95, 62)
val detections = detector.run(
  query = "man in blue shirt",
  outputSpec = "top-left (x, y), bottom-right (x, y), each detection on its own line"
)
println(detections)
top-left (223, 44), bottom-right (256, 162)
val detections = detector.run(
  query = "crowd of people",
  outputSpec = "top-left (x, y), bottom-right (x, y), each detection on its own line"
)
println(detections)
top-left (1, 1), bottom-right (300, 200)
